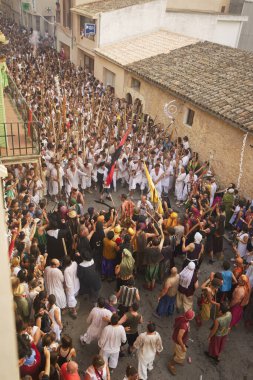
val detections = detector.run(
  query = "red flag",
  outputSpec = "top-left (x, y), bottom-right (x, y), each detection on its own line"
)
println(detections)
top-left (105, 125), bottom-right (132, 186)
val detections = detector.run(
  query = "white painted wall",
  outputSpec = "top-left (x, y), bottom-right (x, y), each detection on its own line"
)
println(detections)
top-left (99, 0), bottom-right (166, 46)
top-left (238, 0), bottom-right (253, 52)
top-left (167, 0), bottom-right (231, 13)
top-left (162, 11), bottom-right (247, 47)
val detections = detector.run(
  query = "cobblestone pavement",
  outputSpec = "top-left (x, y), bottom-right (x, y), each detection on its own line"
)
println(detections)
top-left (61, 188), bottom-right (253, 380)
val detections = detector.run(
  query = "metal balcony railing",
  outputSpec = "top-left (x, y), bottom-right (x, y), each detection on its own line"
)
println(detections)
top-left (0, 121), bottom-right (40, 158)
top-left (0, 74), bottom-right (41, 159)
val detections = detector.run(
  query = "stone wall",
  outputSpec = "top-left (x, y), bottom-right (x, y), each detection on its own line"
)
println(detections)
top-left (124, 72), bottom-right (253, 198)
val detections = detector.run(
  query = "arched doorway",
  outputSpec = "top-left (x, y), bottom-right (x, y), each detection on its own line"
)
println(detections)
top-left (126, 93), bottom-right (132, 105)
top-left (134, 98), bottom-right (142, 114)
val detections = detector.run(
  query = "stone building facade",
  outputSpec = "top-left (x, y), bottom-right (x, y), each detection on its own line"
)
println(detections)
top-left (124, 72), bottom-right (253, 197)
top-left (124, 42), bottom-right (253, 198)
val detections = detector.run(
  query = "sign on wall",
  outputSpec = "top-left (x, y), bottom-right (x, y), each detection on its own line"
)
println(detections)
top-left (84, 23), bottom-right (96, 37)
top-left (22, 2), bottom-right (30, 11)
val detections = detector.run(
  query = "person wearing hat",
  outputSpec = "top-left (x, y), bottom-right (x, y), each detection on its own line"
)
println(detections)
top-left (113, 224), bottom-right (122, 241)
top-left (177, 262), bottom-right (199, 313)
top-left (102, 231), bottom-right (119, 281)
top-left (182, 232), bottom-right (204, 269)
top-left (168, 309), bottom-right (195, 375)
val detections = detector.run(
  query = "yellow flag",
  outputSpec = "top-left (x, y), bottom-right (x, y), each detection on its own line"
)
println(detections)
top-left (143, 163), bottom-right (164, 214)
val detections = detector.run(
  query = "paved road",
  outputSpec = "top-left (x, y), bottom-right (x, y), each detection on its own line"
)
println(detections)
top-left (61, 188), bottom-right (253, 380)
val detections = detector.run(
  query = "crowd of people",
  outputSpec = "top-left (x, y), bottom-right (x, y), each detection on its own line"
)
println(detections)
top-left (1, 16), bottom-right (253, 380)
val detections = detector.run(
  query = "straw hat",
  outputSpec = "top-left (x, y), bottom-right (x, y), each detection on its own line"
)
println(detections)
top-left (128, 227), bottom-right (135, 236)
top-left (114, 225), bottom-right (122, 234)
top-left (68, 210), bottom-right (77, 218)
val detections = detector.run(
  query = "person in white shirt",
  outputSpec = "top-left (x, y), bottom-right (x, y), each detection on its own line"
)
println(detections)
top-left (150, 164), bottom-right (164, 197)
top-left (210, 177), bottom-right (217, 207)
top-left (133, 322), bottom-right (163, 380)
top-left (137, 195), bottom-right (153, 216)
top-left (80, 297), bottom-right (112, 345)
top-left (63, 256), bottom-right (80, 318)
top-left (98, 314), bottom-right (126, 371)
top-left (44, 259), bottom-right (67, 310)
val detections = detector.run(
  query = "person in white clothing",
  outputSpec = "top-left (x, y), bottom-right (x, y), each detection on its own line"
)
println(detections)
top-left (98, 314), bottom-right (126, 371)
top-left (44, 259), bottom-right (67, 309)
top-left (236, 225), bottom-right (249, 258)
top-left (162, 160), bottom-right (173, 194)
top-left (63, 256), bottom-right (80, 318)
top-left (210, 177), bottom-right (217, 207)
top-left (84, 355), bottom-right (110, 380)
top-left (80, 297), bottom-right (112, 345)
top-left (133, 322), bottom-right (163, 380)
top-left (65, 164), bottom-right (86, 197)
top-left (182, 171), bottom-right (197, 201)
top-left (175, 167), bottom-right (187, 204)
top-left (47, 293), bottom-right (63, 341)
top-left (137, 195), bottom-right (153, 216)
top-left (150, 164), bottom-right (164, 197)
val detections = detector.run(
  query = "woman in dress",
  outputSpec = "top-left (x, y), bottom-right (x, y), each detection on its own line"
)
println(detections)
top-left (230, 274), bottom-right (251, 328)
top-left (47, 294), bottom-right (63, 341)
top-left (84, 355), bottom-right (110, 380)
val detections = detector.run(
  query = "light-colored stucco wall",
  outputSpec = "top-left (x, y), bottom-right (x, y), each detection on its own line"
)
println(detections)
top-left (0, 164), bottom-right (20, 380)
top-left (162, 11), bottom-right (247, 47)
top-left (124, 72), bottom-right (253, 198)
top-left (94, 55), bottom-right (125, 96)
top-left (238, 0), bottom-right (253, 52)
top-left (167, 0), bottom-right (231, 13)
top-left (99, 0), bottom-right (166, 46)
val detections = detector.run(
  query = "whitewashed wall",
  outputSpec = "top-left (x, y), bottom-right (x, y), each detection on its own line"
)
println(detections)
top-left (99, 0), bottom-right (166, 46)
top-left (162, 11), bottom-right (247, 47)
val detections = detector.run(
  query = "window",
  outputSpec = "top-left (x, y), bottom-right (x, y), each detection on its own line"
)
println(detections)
top-left (84, 54), bottom-right (94, 73)
top-left (63, 0), bottom-right (71, 28)
top-left (131, 78), bottom-right (141, 91)
top-left (56, 2), bottom-right (60, 23)
top-left (80, 16), bottom-right (96, 41)
top-left (35, 15), bottom-right (40, 31)
top-left (104, 68), bottom-right (115, 89)
top-left (221, 6), bottom-right (226, 13)
top-left (185, 108), bottom-right (195, 127)
top-left (44, 16), bottom-right (51, 33)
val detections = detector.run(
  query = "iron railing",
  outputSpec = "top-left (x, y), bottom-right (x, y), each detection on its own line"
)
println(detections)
top-left (0, 73), bottom-right (41, 158)
top-left (0, 121), bottom-right (40, 157)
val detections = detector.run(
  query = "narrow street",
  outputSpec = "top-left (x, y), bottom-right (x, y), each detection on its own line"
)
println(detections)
top-left (61, 189), bottom-right (253, 380)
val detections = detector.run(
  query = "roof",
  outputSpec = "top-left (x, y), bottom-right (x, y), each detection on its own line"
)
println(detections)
top-left (95, 30), bottom-right (198, 66)
top-left (72, 0), bottom-right (155, 17)
top-left (127, 41), bottom-right (253, 132)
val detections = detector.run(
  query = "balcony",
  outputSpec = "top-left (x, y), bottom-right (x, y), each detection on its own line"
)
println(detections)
top-left (0, 75), bottom-right (40, 165)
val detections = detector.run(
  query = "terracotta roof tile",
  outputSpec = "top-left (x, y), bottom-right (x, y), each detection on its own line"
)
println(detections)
top-left (95, 30), bottom-right (198, 66)
top-left (127, 41), bottom-right (253, 131)
top-left (73, 0), bottom-right (155, 17)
